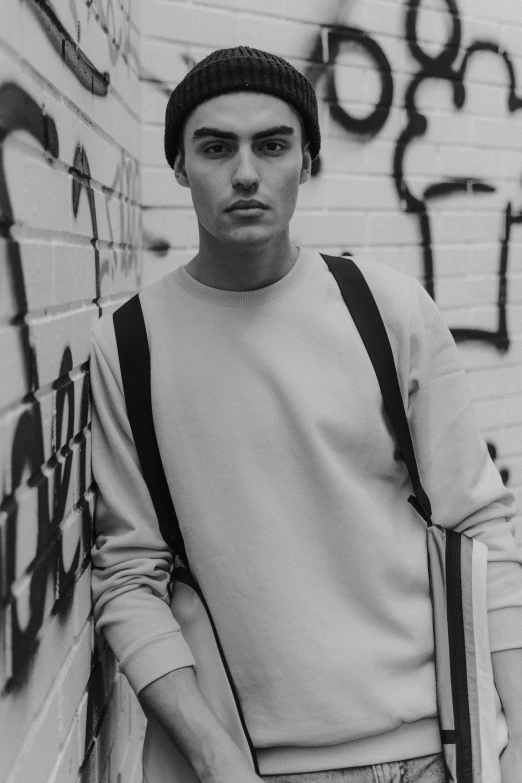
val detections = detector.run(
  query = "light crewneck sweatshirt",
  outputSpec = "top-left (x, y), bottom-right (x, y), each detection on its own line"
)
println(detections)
top-left (90, 249), bottom-right (522, 775)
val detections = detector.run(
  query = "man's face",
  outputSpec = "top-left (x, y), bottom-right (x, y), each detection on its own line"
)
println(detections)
top-left (175, 92), bottom-right (311, 247)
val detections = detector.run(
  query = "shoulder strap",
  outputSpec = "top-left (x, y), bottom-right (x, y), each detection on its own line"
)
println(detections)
top-left (320, 254), bottom-right (432, 525)
top-left (113, 295), bottom-right (188, 562)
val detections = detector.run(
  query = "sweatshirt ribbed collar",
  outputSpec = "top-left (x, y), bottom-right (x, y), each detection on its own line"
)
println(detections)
top-left (172, 247), bottom-right (314, 308)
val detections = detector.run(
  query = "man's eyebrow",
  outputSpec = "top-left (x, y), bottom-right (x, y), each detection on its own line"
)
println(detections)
top-left (191, 125), bottom-right (296, 142)
top-left (252, 125), bottom-right (295, 140)
top-left (191, 127), bottom-right (237, 141)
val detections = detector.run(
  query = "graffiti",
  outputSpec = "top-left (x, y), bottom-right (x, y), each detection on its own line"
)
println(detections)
top-left (71, 144), bottom-right (101, 300)
top-left (87, 0), bottom-right (139, 70)
top-left (393, 0), bottom-right (522, 351)
top-left (326, 27), bottom-right (393, 137)
top-left (2, 383), bottom-right (91, 691)
top-left (143, 229), bottom-right (170, 257)
top-left (306, 0), bottom-right (522, 355)
top-left (0, 85), bottom-right (91, 690)
top-left (0, 0), bottom-right (145, 774)
top-left (27, 0), bottom-right (110, 96)
top-left (0, 82), bottom-right (59, 391)
top-left (1, 92), bottom-right (139, 690)
top-left (103, 152), bottom-right (142, 287)
top-left (1, 0), bottom-right (143, 696)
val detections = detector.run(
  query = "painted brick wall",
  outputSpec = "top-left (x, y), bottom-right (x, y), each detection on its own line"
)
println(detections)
top-left (2, 1), bottom-right (522, 782)
top-left (0, 1), bottom-right (145, 782)
top-left (141, 0), bottom-right (522, 545)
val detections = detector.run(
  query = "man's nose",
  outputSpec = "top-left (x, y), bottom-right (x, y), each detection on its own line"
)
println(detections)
top-left (231, 150), bottom-right (259, 190)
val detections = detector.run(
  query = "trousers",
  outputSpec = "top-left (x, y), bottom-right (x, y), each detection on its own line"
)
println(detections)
top-left (262, 753), bottom-right (446, 783)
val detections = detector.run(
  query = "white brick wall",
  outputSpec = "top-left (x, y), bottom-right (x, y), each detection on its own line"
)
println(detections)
top-left (0, 0), bottom-right (145, 781)
top-left (2, 0), bottom-right (522, 781)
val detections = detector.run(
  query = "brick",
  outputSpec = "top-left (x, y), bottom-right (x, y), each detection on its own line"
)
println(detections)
top-left (0, 0), bottom-right (23, 53)
top-left (141, 1), bottom-right (237, 47)
top-left (0, 369), bottom-right (88, 495)
top-left (5, 687), bottom-right (61, 783)
top-left (473, 398), bottom-right (508, 431)
top-left (357, 246), bottom-right (423, 279)
top-left (319, 137), bottom-right (373, 176)
top-left (141, 166), bottom-right (192, 208)
top-left (195, 0), bottom-right (283, 15)
top-left (347, 0), bottom-right (403, 39)
top-left (291, 212), bottom-right (367, 247)
top-left (140, 81), bottom-right (172, 126)
top-left (56, 507), bottom-right (90, 602)
top-left (430, 212), bottom-right (500, 244)
top-left (330, 59), bottom-right (386, 111)
top-left (468, 364), bottom-right (522, 400)
top-left (0, 683), bottom-right (35, 780)
top-left (0, 396), bottom-right (49, 505)
top-left (140, 39), bottom-right (196, 91)
top-left (58, 621), bottom-right (94, 743)
top-left (486, 425), bottom-right (522, 459)
top-left (142, 124), bottom-right (166, 166)
top-left (120, 736), bottom-right (144, 783)
top-left (52, 0), bottom-right (140, 97)
top-left (325, 175), bottom-right (397, 210)
top-left (48, 717), bottom-right (81, 783)
top-left (284, 0), bottom-right (349, 25)
top-left (472, 117), bottom-right (522, 150)
top-left (98, 245), bottom-right (143, 299)
top-left (436, 274), bottom-right (500, 309)
top-left (366, 212), bottom-right (421, 246)
top-left (72, 541), bottom-right (92, 628)
top-left (458, 338), bottom-right (522, 374)
top-left (0, 324), bottom-right (32, 408)
top-left (235, 14), bottom-right (317, 59)
top-left (328, 100), bottom-right (404, 145)
top-left (28, 305), bottom-right (99, 388)
top-left (506, 456), bottom-right (522, 488)
top-left (21, 0), bottom-right (139, 121)
top-left (143, 208), bottom-right (199, 249)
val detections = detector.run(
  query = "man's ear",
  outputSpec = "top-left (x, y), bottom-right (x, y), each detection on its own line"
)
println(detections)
top-left (174, 149), bottom-right (190, 188)
top-left (299, 143), bottom-right (312, 184)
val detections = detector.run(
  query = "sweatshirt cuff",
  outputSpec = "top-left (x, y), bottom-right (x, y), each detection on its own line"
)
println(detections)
top-left (120, 630), bottom-right (196, 695)
top-left (488, 607), bottom-right (522, 653)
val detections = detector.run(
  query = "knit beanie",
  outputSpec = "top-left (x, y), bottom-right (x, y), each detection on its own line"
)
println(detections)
top-left (164, 46), bottom-right (321, 167)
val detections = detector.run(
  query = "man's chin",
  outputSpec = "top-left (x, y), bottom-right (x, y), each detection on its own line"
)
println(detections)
top-left (219, 226), bottom-right (278, 246)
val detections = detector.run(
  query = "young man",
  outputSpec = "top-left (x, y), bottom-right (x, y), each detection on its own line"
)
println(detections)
top-left (90, 47), bottom-right (522, 782)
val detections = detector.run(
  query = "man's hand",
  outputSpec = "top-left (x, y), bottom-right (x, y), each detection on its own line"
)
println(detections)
top-left (139, 667), bottom-right (263, 783)
top-left (492, 649), bottom-right (522, 782)
top-left (500, 737), bottom-right (522, 783)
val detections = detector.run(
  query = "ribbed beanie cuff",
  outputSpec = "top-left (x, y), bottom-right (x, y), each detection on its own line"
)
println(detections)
top-left (164, 46), bottom-right (321, 167)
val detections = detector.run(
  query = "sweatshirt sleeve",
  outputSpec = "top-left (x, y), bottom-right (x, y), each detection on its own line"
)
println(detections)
top-left (89, 313), bottom-right (195, 695)
top-left (408, 279), bottom-right (522, 653)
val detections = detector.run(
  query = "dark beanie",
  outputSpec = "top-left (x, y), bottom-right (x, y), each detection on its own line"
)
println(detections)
top-left (164, 46), bottom-right (321, 167)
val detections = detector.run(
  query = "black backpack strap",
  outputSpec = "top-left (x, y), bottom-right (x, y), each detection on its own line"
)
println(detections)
top-left (321, 254), bottom-right (432, 525)
top-left (113, 294), bottom-right (188, 562)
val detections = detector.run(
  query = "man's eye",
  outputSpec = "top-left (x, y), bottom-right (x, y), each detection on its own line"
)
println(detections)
top-left (205, 144), bottom-right (228, 155)
top-left (261, 141), bottom-right (284, 153)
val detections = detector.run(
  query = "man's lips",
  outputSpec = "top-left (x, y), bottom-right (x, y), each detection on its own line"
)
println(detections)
top-left (226, 200), bottom-right (268, 212)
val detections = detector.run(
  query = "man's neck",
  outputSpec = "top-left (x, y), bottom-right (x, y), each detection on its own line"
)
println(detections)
top-left (184, 230), bottom-right (299, 292)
